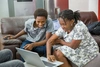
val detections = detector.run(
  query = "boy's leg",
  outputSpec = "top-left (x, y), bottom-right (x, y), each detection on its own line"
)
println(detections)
top-left (0, 49), bottom-right (13, 63)
top-left (32, 45), bottom-right (46, 57)
top-left (20, 40), bottom-right (32, 49)
top-left (20, 40), bottom-right (32, 62)
top-left (32, 45), bottom-right (53, 57)
top-left (0, 60), bottom-right (24, 67)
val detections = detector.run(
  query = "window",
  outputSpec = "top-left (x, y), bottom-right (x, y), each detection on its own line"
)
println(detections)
top-left (17, 0), bottom-right (32, 2)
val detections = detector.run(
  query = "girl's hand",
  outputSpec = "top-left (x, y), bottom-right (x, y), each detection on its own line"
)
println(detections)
top-left (55, 38), bottom-right (63, 44)
top-left (47, 55), bottom-right (56, 62)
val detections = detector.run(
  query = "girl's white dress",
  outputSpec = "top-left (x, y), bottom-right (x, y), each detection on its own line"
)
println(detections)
top-left (55, 21), bottom-right (99, 67)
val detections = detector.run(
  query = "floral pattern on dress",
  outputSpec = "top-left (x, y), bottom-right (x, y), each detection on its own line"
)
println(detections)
top-left (55, 21), bottom-right (99, 67)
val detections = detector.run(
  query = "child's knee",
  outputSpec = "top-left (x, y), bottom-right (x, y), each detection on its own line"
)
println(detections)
top-left (54, 49), bottom-right (64, 58)
top-left (3, 49), bottom-right (13, 59)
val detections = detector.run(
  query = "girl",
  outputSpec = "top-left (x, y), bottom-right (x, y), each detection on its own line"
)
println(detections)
top-left (46, 9), bottom-right (99, 67)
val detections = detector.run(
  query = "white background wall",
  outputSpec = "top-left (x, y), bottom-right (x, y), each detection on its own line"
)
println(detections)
top-left (0, 0), bottom-right (36, 19)
top-left (0, 0), bottom-right (98, 19)
top-left (69, 0), bottom-right (89, 11)
top-left (0, 0), bottom-right (9, 33)
top-left (69, 0), bottom-right (98, 16)
top-left (0, 0), bottom-right (9, 20)
top-left (14, 0), bottom-right (36, 16)
top-left (88, 0), bottom-right (98, 16)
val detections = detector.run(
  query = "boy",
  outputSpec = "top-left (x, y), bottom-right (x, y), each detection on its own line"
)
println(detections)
top-left (4, 9), bottom-right (54, 57)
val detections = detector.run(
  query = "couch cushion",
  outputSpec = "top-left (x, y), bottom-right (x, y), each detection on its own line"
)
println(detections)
top-left (84, 53), bottom-right (100, 67)
top-left (92, 35), bottom-right (100, 48)
top-left (71, 53), bottom-right (100, 67)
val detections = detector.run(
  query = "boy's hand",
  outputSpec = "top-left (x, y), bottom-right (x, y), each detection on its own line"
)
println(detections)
top-left (4, 35), bottom-right (16, 40)
top-left (24, 44), bottom-right (34, 50)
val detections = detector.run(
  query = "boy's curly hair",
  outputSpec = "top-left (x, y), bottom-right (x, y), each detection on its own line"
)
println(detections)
top-left (34, 9), bottom-right (48, 19)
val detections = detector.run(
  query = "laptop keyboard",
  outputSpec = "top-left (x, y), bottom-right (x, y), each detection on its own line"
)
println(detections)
top-left (42, 60), bottom-right (56, 67)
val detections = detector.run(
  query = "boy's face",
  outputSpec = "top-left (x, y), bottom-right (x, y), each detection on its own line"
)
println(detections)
top-left (35, 16), bottom-right (46, 28)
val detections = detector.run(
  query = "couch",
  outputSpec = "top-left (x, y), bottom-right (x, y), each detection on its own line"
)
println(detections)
top-left (79, 12), bottom-right (100, 48)
top-left (1, 16), bottom-right (34, 59)
top-left (1, 11), bottom-right (100, 59)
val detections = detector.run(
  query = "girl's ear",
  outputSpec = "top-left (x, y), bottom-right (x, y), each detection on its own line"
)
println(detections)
top-left (70, 19), bottom-right (75, 26)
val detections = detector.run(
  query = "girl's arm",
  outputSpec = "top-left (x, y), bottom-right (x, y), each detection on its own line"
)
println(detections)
top-left (59, 39), bottom-right (81, 49)
top-left (46, 34), bottom-right (59, 57)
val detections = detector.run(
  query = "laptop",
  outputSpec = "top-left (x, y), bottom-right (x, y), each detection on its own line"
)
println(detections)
top-left (16, 47), bottom-right (63, 67)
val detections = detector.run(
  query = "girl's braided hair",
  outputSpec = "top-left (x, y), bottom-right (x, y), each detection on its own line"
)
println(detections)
top-left (59, 9), bottom-right (80, 23)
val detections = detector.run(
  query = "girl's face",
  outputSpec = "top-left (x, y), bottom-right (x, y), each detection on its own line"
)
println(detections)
top-left (58, 18), bottom-right (74, 32)
top-left (35, 16), bottom-right (46, 28)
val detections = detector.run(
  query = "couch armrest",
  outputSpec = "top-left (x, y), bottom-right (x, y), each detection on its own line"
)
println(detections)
top-left (3, 39), bottom-right (22, 46)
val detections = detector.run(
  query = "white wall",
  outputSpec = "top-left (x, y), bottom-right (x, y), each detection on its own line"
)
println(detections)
top-left (0, 0), bottom-right (98, 18)
top-left (69, 0), bottom-right (89, 11)
top-left (0, 0), bottom-right (9, 19)
top-left (14, 0), bottom-right (36, 17)
top-left (89, 0), bottom-right (98, 16)
top-left (69, 0), bottom-right (98, 16)
top-left (0, 0), bottom-right (9, 33)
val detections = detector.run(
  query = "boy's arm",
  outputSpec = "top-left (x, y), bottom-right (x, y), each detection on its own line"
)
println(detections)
top-left (13, 29), bottom-right (26, 39)
top-left (4, 29), bottom-right (26, 40)
top-left (24, 32), bottom-right (52, 50)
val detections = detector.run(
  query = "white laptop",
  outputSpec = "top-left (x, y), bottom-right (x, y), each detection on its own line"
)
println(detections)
top-left (16, 47), bottom-right (63, 67)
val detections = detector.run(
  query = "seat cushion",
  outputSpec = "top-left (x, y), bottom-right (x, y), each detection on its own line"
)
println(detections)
top-left (71, 53), bottom-right (100, 67)
top-left (84, 53), bottom-right (100, 67)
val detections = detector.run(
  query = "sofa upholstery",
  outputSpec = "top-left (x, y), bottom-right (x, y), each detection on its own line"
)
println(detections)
top-left (79, 12), bottom-right (100, 49)
top-left (1, 16), bottom-right (34, 59)
top-left (71, 53), bottom-right (100, 67)
top-left (1, 11), bottom-right (100, 59)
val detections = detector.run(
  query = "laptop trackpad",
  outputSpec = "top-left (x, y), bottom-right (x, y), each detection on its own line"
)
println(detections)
top-left (42, 60), bottom-right (56, 67)
top-left (41, 57), bottom-right (63, 67)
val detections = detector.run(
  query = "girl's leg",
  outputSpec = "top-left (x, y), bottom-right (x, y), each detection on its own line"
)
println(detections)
top-left (0, 49), bottom-right (13, 63)
top-left (0, 60), bottom-right (24, 67)
top-left (53, 49), bottom-right (71, 67)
